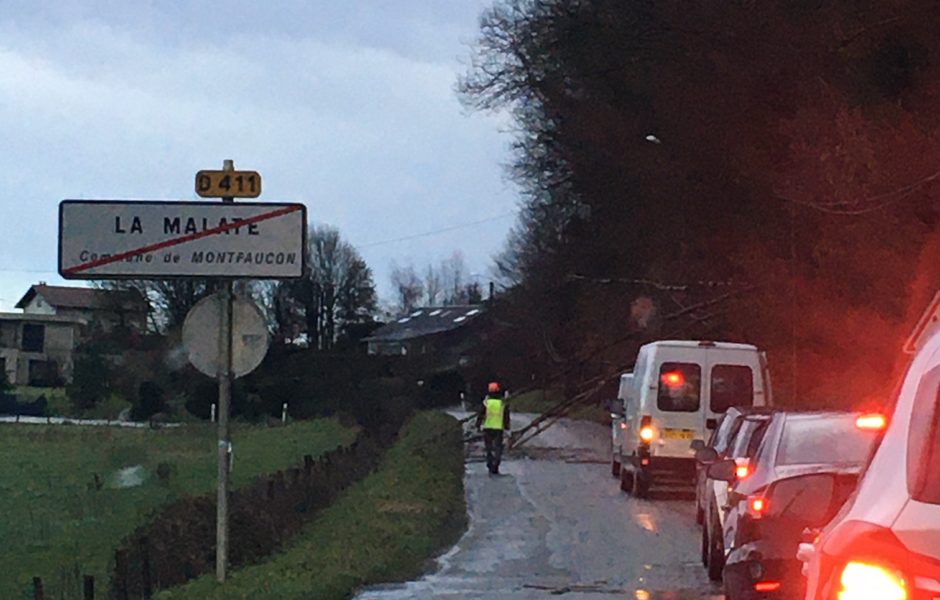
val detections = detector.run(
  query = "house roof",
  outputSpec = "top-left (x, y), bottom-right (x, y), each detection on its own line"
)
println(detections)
top-left (15, 284), bottom-right (148, 313)
top-left (363, 305), bottom-right (485, 343)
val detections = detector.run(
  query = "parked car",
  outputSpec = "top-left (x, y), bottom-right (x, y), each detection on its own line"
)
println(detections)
top-left (709, 411), bottom-right (885, 599)
top-left (801, 332), bottom-right (940, 600)
top-left (616, 340), bottom-right (773, 498)
top-left (698, 411), bottom-right (773, 582)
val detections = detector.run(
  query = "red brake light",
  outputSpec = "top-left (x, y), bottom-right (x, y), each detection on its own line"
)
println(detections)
top-left (736, 465), bottom-right (750, 479)
top-left (753, 581), bottom-right (781, 593)
top-left (838, 561), bottom-right (907, 600)
top-left (661, 371), bottom-right (685, 387)
top-left (619, 421), bottom-right (627, 430)
top-left (748, 496), bottom-right (768, 517)
top-left (639, 426), bottom-right (656, 443)
top-left (856, 414), bottom-right (887, 431)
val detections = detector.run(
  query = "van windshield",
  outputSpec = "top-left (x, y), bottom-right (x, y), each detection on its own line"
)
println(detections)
top-left (710, 365), bottom-right (754, 413)
top-left (657, 362), bottom-right (701, 412)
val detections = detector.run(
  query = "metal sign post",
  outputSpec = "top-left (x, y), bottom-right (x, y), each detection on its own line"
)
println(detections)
top-left (57, 159), bottom-right (305, 585)
top-left (216, 159), bottom-right (235, 582)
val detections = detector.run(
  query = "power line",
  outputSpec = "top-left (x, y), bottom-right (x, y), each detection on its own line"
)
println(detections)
top-left (358, 212), bottom-right (517, 249)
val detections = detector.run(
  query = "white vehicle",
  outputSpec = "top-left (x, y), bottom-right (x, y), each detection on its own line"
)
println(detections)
top-left (613, 340), bottom-right (772, 498)
top-left (801, 329), bottom-right (940, 600)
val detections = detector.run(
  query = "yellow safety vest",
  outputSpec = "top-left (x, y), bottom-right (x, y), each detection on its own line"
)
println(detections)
top-left (483, 397), bottom-right (505, 430)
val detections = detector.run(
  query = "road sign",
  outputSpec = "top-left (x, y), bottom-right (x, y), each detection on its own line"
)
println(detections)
top-left (196, 170), bottom-right (262, 198)
top-left (58, 200), bottom-right (306, 279)
top-left (904, 290), bottom-right (940, 354)
top-left (182, 293), bottom-right (270, 379)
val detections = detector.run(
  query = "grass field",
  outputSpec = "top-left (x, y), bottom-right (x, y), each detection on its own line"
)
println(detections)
top-left (161, 411), bottom-right (467, 600)
top-left (0, 418), bottom-right (356, 599)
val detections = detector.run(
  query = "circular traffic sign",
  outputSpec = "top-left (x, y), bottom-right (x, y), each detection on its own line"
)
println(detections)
top-left (182, 293), bottom-right (270, 379)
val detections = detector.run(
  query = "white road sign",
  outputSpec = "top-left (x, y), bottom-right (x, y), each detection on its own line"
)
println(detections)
top-left (182, 293), bottom-right (270, 379)
top-left (58, 200), bottom-right (306, 279)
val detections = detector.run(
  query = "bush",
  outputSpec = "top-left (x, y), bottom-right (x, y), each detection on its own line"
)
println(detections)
top-left (131, 381), bottom-right (166, 421)
top-left (67, 349), bottom-right (112, 411)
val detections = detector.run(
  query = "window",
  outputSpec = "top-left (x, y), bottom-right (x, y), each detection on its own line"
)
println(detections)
top-left (710, 365), bottom-right (754, 413)
top-left (709, 414), bottom-right (739, 454)
top-left (657, 362), bottom-right (701, 412)
top-left (21, 324), bottom-right (45, 353)
top-left (909, 366), bottom-right (940, 504)
top-left (777, 416), bottom-right (879, 466)
top-left (730, 418), bottom-right (768, 458)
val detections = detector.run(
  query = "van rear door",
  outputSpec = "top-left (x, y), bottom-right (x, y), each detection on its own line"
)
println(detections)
top-left (654, 360), bottom-right (704, 456)
top-left (705, 350), bottom-right (762, 426)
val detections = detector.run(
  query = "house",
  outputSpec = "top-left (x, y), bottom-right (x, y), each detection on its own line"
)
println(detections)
top-left (363, 305), bottom-right (485, 361)
top-left (15, 283), bottom-right (149, 333)
top-left (0, 313), bottom-right (86, 385)
top-left (0, 284), bottom-right (150, 385)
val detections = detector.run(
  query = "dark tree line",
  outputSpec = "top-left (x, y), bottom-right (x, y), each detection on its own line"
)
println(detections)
top-left (462, 0), bottom-right (940, 406)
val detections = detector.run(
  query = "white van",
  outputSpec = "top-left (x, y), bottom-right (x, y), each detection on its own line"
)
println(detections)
top-left (612, 340), bottom-right (772, 498)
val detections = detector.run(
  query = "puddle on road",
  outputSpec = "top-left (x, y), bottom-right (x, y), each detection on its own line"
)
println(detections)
top-left (521, 582), bottom-right (723, 598)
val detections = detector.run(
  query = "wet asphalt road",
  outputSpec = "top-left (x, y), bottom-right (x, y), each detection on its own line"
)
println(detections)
top-left (356, 413), bottom-right (724, 600)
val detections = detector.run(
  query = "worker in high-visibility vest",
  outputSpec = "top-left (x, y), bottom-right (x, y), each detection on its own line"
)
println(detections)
top-left (475, 381), bottom-right (511, 474)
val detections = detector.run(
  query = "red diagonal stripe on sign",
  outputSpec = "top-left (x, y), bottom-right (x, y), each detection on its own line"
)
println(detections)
top-left (63, 204), bottom-right (303, 275)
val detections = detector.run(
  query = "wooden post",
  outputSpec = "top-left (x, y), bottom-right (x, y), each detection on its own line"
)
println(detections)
top-left (83, 575), bottom-right (94, 600)
top-left (32, 577), bottom-right (44, 600)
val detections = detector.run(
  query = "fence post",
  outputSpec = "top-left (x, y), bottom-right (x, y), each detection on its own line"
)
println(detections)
top-left (32, 577), bottom-right (44, 600)
top-left (83, 575), bottom-right (94, 600)
top-left (141, 537), bottom-right (152, 597)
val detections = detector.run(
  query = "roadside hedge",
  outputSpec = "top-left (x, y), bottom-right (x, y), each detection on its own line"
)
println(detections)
top-left (160, 411), bottom-right (467, 599)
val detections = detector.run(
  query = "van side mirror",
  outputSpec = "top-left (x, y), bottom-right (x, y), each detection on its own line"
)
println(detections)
top-left (690, 439), bottom-right (706, 452)
top-left (706, 459), bottom-right (737, 482)
top-left (695, 447), bottom-right (719, 464)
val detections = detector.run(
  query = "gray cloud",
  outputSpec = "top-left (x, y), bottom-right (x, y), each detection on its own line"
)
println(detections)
top-left (0, 1), bottom-right (514, 310)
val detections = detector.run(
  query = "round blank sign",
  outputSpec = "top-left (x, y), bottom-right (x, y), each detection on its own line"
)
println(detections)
top-left (182, 293), bottom-right (270, 379)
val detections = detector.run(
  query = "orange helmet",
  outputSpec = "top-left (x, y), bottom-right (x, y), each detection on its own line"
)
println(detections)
top-left (488, 381), bottom-right (501, 394)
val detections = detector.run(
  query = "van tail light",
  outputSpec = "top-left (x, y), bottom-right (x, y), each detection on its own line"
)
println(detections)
top-left (639, 415), bottom-right (655, 443)
top-left (855, 414), bottom-right (887, 431)
top-left (837, 562), bottom-right (907, 600)
top-left (619, 421), bottom-right (627, 430)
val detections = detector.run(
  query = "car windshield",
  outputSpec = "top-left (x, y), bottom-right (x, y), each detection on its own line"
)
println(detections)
top-left (777, 416), bottom-right (878, 466)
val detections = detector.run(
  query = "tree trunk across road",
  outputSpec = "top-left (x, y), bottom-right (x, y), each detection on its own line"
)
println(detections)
top-left (356, 412), bottom-right (724, 599)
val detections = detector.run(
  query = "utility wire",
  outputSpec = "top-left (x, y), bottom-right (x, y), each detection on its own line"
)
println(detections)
top-left (358, 212), bottom-right (517, 248)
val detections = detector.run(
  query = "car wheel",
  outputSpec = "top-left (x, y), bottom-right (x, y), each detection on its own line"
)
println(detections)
top-left (706, 509), bottom-right (725, 582)
top-left (620, 464), bottom-right (633, 493)
top-left (700, 521), bottom-right (709, 567)
top-left (611, 455), bottom-right (621, 478)
top-left (632, 471), bottom-right (650, 498)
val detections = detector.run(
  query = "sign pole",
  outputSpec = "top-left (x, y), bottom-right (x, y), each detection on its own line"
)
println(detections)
top-left (216, 159), bottom-right (236, 582)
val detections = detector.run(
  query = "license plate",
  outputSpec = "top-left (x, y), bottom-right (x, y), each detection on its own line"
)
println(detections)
top-left (663, 428), bottom-right (694, 440)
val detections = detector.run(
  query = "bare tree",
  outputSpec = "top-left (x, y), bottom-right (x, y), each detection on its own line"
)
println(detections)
top-left (279, 225), bottom-right (377, 350)
top-left (424, 264), bottom-right (443, 305)
top-left (390, 264), bottom-right (424, 315)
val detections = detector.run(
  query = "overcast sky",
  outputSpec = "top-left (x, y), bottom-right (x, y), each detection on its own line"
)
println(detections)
top-left (0, 1), bottom-right (516, 311)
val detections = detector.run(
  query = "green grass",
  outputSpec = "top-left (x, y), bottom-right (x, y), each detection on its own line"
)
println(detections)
top-left (0, 418), bottom-right (356, 599)
top-left (510, 388), bottom-right (608, 423)
top-left (160, 411), bottom-right (467, 600)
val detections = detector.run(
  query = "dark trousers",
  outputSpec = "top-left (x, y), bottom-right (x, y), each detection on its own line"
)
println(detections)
top-left (483, 429), bottom-right (504, 473)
